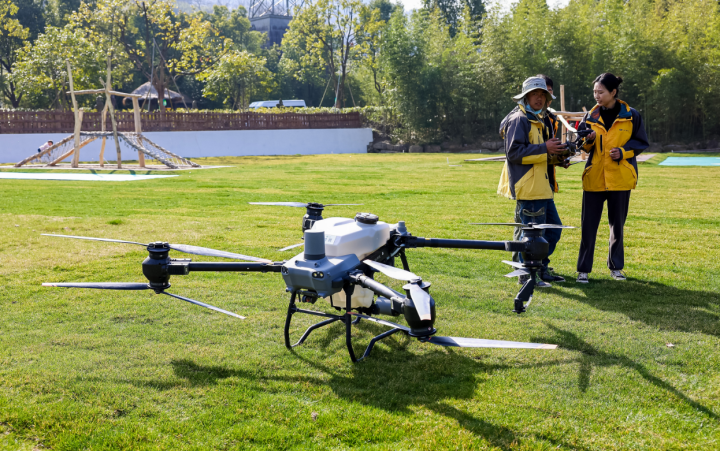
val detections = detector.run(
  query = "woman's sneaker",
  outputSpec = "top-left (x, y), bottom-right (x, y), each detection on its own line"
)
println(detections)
top-left (576, 272), bottom-right (589, 283)
top-left (610, 270), bottom-right (626, 281)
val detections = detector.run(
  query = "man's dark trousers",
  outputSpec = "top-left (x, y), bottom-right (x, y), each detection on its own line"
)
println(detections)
top-left (577, 190), bottom-right (631, 273)
top-left (515, 199), bottom-right (562, 268)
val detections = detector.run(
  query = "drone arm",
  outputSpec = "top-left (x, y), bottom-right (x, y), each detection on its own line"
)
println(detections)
top-left (185, 262), bottom-right (284, 273)
top-left (347, 271), bottom-right (405, 302)
top-left (403, 236), bottom-right (509, 251)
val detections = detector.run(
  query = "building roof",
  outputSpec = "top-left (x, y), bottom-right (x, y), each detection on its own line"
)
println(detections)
top-left (126, 82), bottom-right (191, 104)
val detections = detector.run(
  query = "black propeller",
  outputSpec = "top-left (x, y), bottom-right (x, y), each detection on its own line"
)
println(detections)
top-left (364, 260), bottom-right (433, 321)
top-left (424, 336), bottom-right (557, 349)
top-left (470, 222), bottom-right (575, 229)
top-left (42, 234), bottom-right (271, 263)
top-left (278, 242), bottom-right (304, 252)
top-left (42, 282), bottom-right (245, 319)
top-left (249, 202), bottom-right (362, 208)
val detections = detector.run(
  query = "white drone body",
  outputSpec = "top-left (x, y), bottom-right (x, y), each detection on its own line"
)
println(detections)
top-left (288, 216), bottom-right (396, 309)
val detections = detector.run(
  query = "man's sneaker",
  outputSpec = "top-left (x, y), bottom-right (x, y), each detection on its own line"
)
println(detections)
top-left (519, 274), bottom-right (551, 288)
top-left (536, 279), bottom-right (552, 288)
top-left (540, 268), bottom-right (565, 283)
top-left (576, 272), bottom-right (589, 283)
top-left (610, 270), bottom-right (626, 281)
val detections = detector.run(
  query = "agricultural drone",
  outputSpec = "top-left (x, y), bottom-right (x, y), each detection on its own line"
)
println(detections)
top-left (43, 202), bottom-right (569, 362)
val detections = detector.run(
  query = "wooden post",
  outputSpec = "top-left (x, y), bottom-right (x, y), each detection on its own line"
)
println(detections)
top-left (67, 60), bottom-right (81, 168)
top-left (100, 106), bottom-right (107, 167)
top-left (101, 56), bottom-right (122, 169)
top-left (560, 85), bottom-right (566, 143)
top-left (132, 97), bottom-right (145, 168)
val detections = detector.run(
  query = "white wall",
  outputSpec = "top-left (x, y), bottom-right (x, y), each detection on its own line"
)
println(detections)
top-left (0, 128), bottom-right (373, 164)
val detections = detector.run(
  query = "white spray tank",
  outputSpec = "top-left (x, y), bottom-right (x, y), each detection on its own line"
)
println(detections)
top-left (311, 213), bottom-right (390, 308)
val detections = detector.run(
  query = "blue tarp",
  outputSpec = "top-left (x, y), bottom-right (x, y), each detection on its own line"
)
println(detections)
top-left (659, 157), bottom-right (720, 166)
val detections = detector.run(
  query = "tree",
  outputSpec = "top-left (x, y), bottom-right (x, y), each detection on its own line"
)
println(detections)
top-left (199, 50), bottom-right (274, 109)
top-left (422, 0), bottom-right (484, 37)
top-left (280, 0), bottom-right (382, 108)
top-left (72, 0), bottom-right (231, 114)
top-left (0, 0), bottom-right (30, 107)
top-left (12, 25), bottom-right (117, 109)
top-left (200, 5), bottom-right (265, 53)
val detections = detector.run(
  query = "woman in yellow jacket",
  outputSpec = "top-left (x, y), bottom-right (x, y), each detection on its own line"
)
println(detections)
top-left (576, 73), bottom-right (648, 283)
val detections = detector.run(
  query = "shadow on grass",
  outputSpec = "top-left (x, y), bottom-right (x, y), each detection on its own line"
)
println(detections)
top-left (551, 278), bottom-right (719, 336)
top-left (533, 324), bottom-right (719, 421)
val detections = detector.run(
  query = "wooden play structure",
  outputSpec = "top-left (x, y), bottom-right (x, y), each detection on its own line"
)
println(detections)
top-left (551, 84), bottom-right (589, 159)
top-left (15, 58), bottom-right (199, 170)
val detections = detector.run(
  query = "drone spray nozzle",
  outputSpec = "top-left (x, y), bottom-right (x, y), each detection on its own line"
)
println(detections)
top-left (304, 230), bottom-right (326, 260)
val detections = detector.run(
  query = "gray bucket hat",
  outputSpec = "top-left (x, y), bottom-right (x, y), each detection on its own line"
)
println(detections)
top-left (512, 76), bottom-right (556, 102)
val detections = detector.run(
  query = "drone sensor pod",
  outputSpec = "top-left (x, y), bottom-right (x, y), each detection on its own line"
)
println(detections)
top-left (304, 230), bottom-right (326, 260)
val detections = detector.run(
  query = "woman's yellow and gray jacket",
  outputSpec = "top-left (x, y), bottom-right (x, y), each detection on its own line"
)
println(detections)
top-left (497, 105), bottom-right (561, 200)
top-left (578, 100), bottom-right (649, 192)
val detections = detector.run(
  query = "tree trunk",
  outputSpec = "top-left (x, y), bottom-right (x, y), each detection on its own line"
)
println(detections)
top-left (154, 68), bottom-right (166, 117)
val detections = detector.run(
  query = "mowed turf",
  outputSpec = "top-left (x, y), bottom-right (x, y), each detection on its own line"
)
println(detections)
top-left (0, 153), bottom-right (718, 450)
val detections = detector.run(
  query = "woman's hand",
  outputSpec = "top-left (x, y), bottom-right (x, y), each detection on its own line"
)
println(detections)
top-left (610, 148), bottom-right (622, 161)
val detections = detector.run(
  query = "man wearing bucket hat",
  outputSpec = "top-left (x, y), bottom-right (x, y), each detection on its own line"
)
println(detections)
top-left (498, 76), bottom-right (570, 286)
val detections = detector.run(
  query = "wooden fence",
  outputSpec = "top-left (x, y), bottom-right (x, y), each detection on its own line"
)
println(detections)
top-left (0, 110), bottom-right (363, 134)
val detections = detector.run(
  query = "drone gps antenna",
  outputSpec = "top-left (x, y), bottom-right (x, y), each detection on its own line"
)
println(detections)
top-left (304, 230), bottom-right (326, 260)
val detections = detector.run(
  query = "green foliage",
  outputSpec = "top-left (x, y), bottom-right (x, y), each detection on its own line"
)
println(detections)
top-left (280, 0), bottom-right (383, 108)
top-left (11, 25), bottom-right (129, 109)
top-left (364, 0), bottom-right (720, 143)
top-left (198, 50), bottom-right (274, 109)
top-left (199, 5), bottom-right (266, 54)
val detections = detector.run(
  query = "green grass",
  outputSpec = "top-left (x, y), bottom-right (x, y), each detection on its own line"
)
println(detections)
top-left (1, 152), bottom-right (718, 450)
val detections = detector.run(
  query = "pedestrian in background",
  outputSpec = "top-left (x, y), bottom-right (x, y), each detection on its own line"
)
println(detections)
top-left (576, 73), bottom-right (649, 283)
top-left (38, 140), bottom-right (53, 153)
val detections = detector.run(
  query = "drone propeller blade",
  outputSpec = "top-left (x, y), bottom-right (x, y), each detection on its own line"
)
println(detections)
top-left (42, 234), bottom-right (269, 262)
top-left (505, 269), bottom-right (531, 278)
top-left (469, 223), bottom-right (524, 227)
top-left (426, 336), bottom-right (557, 349)
top-left (169, 244), bottom-right (272, 263)
top-left (469, 223), bottom-right (575, 229)
top-left (532, 224), bottom-right (576, 229)
top-left (502, 260), bottom-right (525, 269)
top-left (42, 282), bottom-right (151, 290)
top-left (322, 204), bottom-right (363, 206)
top-left (364, 260), bottom-right (420, 282)
top-left (42, 234), bottom-right (147, 246)
top-left (248, 202), bottom-right (310, 208)
top-left (278, 242), bottom-right (304, 252)
top-left (404, 283), bottom-right (432, 321)
top-left (161, 292), bottom-right (245, 319)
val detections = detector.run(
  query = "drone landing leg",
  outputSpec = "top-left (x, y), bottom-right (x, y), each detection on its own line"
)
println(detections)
top-left (344, 284), bottom-right (358, 363)
top-left (293, 317), bottom-right (341, 347)
top-left (400, 250), bottom-right (410, 271)
top-left (357, 328), bottom-right (404, 361)
top-left (284, 291), bottom-right (298, 349)
top-left (513, 269), bottom-right (537, 314)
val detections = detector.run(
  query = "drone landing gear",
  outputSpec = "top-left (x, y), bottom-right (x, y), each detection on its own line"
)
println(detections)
top-left (513, 268), bottom-right (538, 314)
top-left (283, 287), bottom-right (410, 363)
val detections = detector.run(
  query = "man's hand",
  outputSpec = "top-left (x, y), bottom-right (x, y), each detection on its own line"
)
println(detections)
top-left (610, 147), bottom-right (622, 161)
top-left (587, 131), bottom-right (596, 142)
top-left (546, 138), bottom-right (568, 155)
top-left (561, 159), bottom-right (571, 169)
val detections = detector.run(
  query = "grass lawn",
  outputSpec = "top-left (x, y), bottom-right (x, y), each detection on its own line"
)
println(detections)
top-left (1, 152), bottom-right (718, 450)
